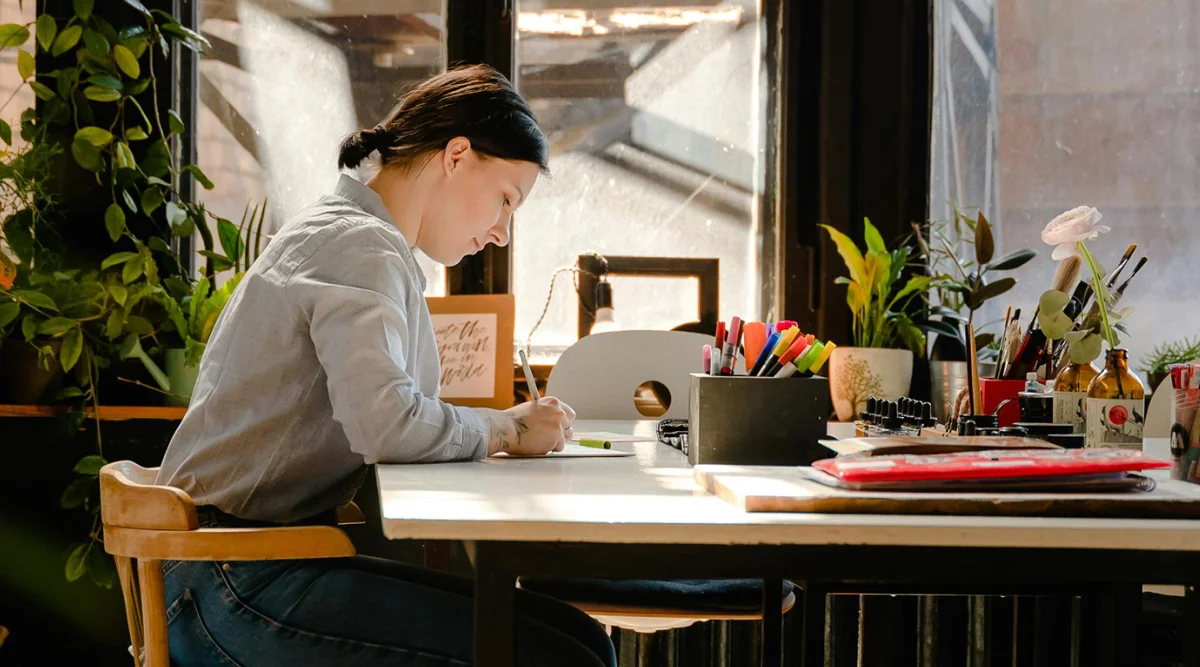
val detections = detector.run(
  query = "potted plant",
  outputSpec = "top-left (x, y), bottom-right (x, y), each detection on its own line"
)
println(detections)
top-left (821, 219), bottom-right (950, 421)
top-left (1139, 335), bottom-right (1200, 391)
top-left (911, 209), bottom-right (1037, 418)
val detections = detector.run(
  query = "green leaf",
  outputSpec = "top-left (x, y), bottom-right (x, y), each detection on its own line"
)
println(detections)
top-left (105, 308), bottom-right (123, 339)
top-left (1063, 330), bottom-right (1092, 344)
top-left (29, 81), bottom-right (55, 100)
top-left (88, 73), bottom-right (122, 90)
top-left (104, 204), bottom-right (125, 242)
top-left (1038, 289), bottom-right (1070, 315)
top-left (71, 138), bottom-right (103, 172)
top-left (1040, 311), bottom-right (1074, 340)
top-left (147, 175), bottom-right (171, 187)
top-left (821, 224), bottom-right (866, 287)
top-left (75, 126), bottom-right (113, 147)
top-left (122, 0), bottom-right (152, 18)
top-left (198, 250), bottom-right (233, 271)
top-left (122, 254), bottom-right (144, 284)
top-left (125, 126), bottom-right (148, 141)
top-left (61, 479), bottom-right (92, 509)
top-left (141, 187), bottom-right (163, 215)
top-left (36, 14), bottom-right (57, 52)
top-left (891, 275), bottom-right (934, 306)
top-left (974, 332), bottom-right (996, 350)
top-left (862, 217), bottom-right (887, 254)
top-left (74, 0), bottom-right (94, 21)
top-left (183, 164), bottom-right (213, 190)
top-left (17, 49), bottom-right (34, 79)
top-left (82, 28), bottom-right (108, 59)
top-left (108, 284), bottom-right (127, 306)
top-left (987, 249), bottom-right (1037, 272)
top-left (65, 543), bottom-right (89, 582)
top-left (122, 189), bottom-right (137, 213)
top-left (55, 386), bottom-right (85, 401)
top-left (0, 119), bottom-right (10, 145)
top-left (160, 21), bottom-right (211, 53)
top-left (112, 43), bottom-right (139, 79)
top-left (974, 212), bottom-right (995, 265)
top-left (916, 318), bottom-right (962, 340)
top-left (51, 25), bottom-right (82, 57)
top-left (168, 109), bottom-right (185, 136)
top-left (101, 251), bottom-right (138, 270)
top-left (21, 315), bottom-right (37, 340)
top-left (0, 302), bottom-right (19, 329)
top-left (60, 326), bottom-right (83, 371)
top-left (0, 24), bottom-right (30, 49)
top-left (969, 277), bottom-right (1016, 310)
top-left (87, 546), bottom-right (115, 589)
top-left (13, 290), bottom-right (58, 311)
top-left (128, 77), bottom-right (149, 94)
top-left (115, 141), bottom-right (136, 170)
top-left (1069, 333), bottom-right (1104, 365)
top-left (217, 218), bottom-right (244, 262)
top-left (84, 86), bottom-right (121, 102)
top-left (37, 317), bottom-right (77, 335)
top-left (124, 315), bottom-right (152, 334)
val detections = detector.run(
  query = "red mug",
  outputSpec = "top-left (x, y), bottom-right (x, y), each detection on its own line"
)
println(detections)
top-left (980, 379), bottom-right (1024, 427)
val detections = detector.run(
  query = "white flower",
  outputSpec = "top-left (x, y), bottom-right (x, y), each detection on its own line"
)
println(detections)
top-left (1041, 206), bottom-right (1110, 260)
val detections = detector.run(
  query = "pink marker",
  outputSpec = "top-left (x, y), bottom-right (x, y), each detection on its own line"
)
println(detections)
top-left (720, 317), bottom-right (741, 375)
top-left (702, 344), bottom-right (712, 375)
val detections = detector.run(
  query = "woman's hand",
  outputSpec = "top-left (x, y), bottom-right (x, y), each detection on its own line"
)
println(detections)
top-left (483, 397), bottom-right (576, 457)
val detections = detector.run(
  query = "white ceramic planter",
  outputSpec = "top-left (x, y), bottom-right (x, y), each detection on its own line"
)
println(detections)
top-left (828, 347), bottom-right (914, 422)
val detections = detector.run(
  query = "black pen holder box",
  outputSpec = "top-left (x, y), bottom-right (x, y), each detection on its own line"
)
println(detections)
top-left (687, 373), bottom-right (830, 467)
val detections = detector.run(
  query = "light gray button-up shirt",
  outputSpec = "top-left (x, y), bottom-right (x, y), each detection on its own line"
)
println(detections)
top-left (156, 175), bottom-right (489, 523)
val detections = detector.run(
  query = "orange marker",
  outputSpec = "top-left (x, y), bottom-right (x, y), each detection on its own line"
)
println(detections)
top-left (742, 322), bottom-right (769, 373)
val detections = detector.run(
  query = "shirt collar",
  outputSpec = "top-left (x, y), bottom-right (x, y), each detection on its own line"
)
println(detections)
top-left (334, 173), bottom-right (396, 226)
top-left (333, 173), bottom-right (427, 293)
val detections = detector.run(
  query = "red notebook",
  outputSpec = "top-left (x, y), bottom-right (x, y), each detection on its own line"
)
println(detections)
top-left (813, 448), bottom-right (1170, 483)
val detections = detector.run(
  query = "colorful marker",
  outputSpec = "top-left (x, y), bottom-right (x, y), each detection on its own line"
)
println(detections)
top-left (806, 341), bottom-right (836, 376)
top-left (794, 341), bottom-right (826, 374)
top-left (762, 332), bottom-right (809, 379)
top-left (749, 329), bottom-right (782, 377)
top-left (578, 438), bottom-right (612, 449)
top-left (702, 344), bottom-right (712, 375)
top-left (755, 326), bottom-right (799, 377)
top-left (742, 322), bottom-right (769, 374)
top-left (714, 320), bottom-right (726, 360)
top-left (719, 317), bottom-right (742, 375)
top-left (775, 320), bottom-right (797, 333)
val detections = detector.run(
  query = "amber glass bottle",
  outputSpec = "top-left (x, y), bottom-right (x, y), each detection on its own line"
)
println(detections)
top-left (1052, 361), bottom-right (1099, 434)
top-left (1085, 349), bottom-right (1146, 449)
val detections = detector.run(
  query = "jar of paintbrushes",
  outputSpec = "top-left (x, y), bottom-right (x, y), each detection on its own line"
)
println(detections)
top-left (1169, 363), bottom-right (1200, 482)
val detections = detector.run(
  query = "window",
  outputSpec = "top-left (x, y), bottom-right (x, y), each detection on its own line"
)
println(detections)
top-left (931, 0), bottom-right (1200, 377)
top-left (195, 1), bottom-right (446, 293)
top-left (513, 2), bottom-right (773, 361)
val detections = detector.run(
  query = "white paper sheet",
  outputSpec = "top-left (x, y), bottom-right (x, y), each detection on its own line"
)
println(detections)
top-left (493, 444), bottom-right (635, 458)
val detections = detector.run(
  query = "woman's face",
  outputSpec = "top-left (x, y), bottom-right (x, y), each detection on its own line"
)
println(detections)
top-left (419, 137), bottom-right (541, 266)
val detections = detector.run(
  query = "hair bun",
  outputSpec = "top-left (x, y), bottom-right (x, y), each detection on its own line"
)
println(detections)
top-left (336, 129), bottom-right (377, 170)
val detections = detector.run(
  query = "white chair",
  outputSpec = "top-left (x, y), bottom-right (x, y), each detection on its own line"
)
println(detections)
top-left (546, 330), bottom-right (712, 419)
top-left (532, 330), bottom-right (794, 633)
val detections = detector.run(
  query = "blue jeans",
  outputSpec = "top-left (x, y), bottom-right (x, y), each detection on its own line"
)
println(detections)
top-left (162, 555), bottom-right (616, 667)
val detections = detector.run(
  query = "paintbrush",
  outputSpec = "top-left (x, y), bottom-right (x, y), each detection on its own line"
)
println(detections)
top-left (1076, 243), bottom-right (1137, 317)
top-left (1112, 256), bottom-right (1148, 299)
top-left (1003, 256), bottom-right (1083, 380)
top-left (998, 310), bottom-right (1023, 379)
top-left (993, 306), bottom-right (1013, 379)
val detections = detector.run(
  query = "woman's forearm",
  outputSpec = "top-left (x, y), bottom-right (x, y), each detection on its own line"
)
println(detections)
top-left (478, 409), bottom-right (529, 456)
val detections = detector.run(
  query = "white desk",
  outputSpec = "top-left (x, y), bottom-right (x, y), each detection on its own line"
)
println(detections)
top-left (378, 420), bottom-right (1200, 551)
top-left (375, 420), bottom-right (1200, 667)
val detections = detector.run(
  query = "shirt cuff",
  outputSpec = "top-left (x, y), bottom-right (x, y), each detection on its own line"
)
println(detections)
top-left (455, 407), bottom-right (490, 461)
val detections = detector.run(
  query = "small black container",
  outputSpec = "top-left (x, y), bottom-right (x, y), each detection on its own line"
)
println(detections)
top-left (688, 374), bottom-right (830, 466)
top-left (1015, 422), bottom-right (1074, 437)
top-left (1046, 433), bottom-right (1087, 449)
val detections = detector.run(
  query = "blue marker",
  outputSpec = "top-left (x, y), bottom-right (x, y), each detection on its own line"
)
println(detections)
top-left (748, 330), bottom-right (781, 377)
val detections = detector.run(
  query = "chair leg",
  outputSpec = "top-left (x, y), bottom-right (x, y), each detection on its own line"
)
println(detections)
top-left (137, 559), bottom-right (169, 667)
top-left (115, 556), bottom-right (145, 667)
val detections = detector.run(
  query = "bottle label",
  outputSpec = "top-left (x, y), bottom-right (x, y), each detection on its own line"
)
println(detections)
top-left (1086, 398), bottom-right (1145, 449)
top-left (1054, 391), bottom-right (1088, 433)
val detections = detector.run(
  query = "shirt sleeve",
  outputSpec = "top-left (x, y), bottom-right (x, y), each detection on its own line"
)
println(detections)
top-left (285, 220), bottom-right (489, 464)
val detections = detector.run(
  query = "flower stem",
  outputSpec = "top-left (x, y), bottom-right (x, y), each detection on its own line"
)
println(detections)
top-left (1077, 241), bottom-right (1117, 349)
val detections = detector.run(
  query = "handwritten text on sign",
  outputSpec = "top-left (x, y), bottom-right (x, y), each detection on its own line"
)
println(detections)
top-left (432, 313), bottom-right (497, 398)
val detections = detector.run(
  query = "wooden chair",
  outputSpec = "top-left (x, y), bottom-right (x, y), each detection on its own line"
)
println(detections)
top-left (100, 462), bottom-right (358, 667)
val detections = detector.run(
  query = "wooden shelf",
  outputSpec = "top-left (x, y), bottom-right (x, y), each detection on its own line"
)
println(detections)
top-left (0, 405), bottom-right (187, 421)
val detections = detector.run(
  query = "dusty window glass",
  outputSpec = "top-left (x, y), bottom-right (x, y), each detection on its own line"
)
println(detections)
top-left (0, 0), bottom-right (35, 265)
top-left (196, 1), bottom-right (446, 294)
top-left (514, 2), bottom-right (770, 361)
top-left (931, 0), bottom-right (1200, 380)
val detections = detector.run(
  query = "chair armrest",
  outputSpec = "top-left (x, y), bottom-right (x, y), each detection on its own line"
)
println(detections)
top-left (337, 502), bottom-right (365, 525)
top-left (104, 525), bottom-right (356, 561)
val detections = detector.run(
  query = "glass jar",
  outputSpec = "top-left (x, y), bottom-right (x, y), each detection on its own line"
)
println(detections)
top-left (1085, 349), bottom-right (1146, 449)
top-left (1053, 360), bottom-right (1099, 434)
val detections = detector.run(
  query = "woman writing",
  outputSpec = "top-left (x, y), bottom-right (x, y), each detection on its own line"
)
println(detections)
top-left (155, 65), bottom-right (615, 666)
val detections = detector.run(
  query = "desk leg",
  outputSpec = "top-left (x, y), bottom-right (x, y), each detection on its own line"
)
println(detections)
top-left (1187, 585), bottom-right (1200, 667)
top-left (762, 578), bottom-right (783, 667)
top-left (800, 584), bottom-right (828, 667)
top-left (474, 542), bottom-right (516, 667)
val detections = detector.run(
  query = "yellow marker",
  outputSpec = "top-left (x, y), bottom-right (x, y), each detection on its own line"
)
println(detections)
top-left (578, 438), bottom-right (612, 450)
top-left (772, 326), bottom-right (800, 357)
top-left (808, 342), bottom-right (836, 375)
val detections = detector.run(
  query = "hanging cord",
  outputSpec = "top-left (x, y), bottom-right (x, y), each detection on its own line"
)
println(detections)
top-left (524, 252), bottom-right (608, 358)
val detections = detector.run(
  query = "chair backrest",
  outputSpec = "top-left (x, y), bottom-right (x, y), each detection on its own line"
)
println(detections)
top-left (546, 330), bottom-right (711, 419)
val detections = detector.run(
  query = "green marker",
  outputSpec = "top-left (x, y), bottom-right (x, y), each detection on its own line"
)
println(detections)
top-left (794, 341), bottom-right (826, 374)
top-left (578, 438), bottom-right (612, 450)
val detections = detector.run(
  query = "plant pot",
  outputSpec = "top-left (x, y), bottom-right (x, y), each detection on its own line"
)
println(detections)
top-left (163, 348), bottom-right (198, 407)
top-left (930, 360), bottom-right (968, 423)
top-left (828, 347), bottom-right (914, 422)
top-left (0, 339), bottom-right (64, 404)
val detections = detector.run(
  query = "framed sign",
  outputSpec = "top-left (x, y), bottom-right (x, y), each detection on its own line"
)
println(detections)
top-left (426, 294), bottom-right (514, 409)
